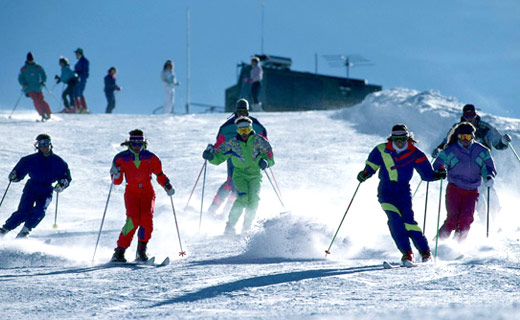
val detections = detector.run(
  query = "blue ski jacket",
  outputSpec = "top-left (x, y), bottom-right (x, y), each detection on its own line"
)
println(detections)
top-left (74, 56), bottom-right (89, 79)
top-left (18, 62), bottom-right (47, 94)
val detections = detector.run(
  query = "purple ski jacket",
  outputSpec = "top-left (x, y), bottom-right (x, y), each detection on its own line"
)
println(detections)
top-left (433, 141), bottom-right (496, 191)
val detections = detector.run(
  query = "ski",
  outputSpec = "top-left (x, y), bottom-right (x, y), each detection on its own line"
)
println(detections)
top-left (382, 261), bottom-right (418, 269)
top-left (107, 256), bottom-right (170, 267)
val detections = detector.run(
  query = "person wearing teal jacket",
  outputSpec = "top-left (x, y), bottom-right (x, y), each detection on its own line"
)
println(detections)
top-left (18, 52), bottom-right (52, 120)
top-left (203, 116), bottom-right (275, 235)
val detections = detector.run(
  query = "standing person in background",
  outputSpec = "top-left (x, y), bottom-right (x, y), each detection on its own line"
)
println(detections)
top-left (246, 56), bottom-right (263, 112)
top-left (110, 129), bottom-right (176, 263)
top-left (73, 48), bottom-right (90, 113)
top-left (18, 52), bottom-right (52, 121)
top-left (160, 59), bottom-right (179, 114)
top-left (55, 56), bottom-right (78, 113)
top-left (0, 134), bottom-right (71, 239)
top-left (104, 67), bottom-right (121, 114)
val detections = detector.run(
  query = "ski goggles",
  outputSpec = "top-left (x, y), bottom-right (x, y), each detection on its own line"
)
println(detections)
top-left (37, 139), bottom-right (51, 147)
top-left (458, 134), bottom-right (474, 141)
top-left (237, 127), bottom-right (252, 135)
top-left (236, 109), bottom-right (249, 117)
top-left (391, 136), bottom-right (408, 143)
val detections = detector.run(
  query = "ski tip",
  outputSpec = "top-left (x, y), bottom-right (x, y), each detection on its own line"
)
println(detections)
top-left (382, 261), bottom-right (395, 269)
top-left (161, 257), bottom-right (171, 266)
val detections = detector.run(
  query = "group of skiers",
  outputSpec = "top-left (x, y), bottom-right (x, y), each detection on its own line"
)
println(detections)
top-left (358, 103), bottom-right (510, 266)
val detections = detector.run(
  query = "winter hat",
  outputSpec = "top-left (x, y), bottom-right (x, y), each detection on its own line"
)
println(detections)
top-left (59, 56), bottom-right (69, 65)
top-left (462, 104), bottom-right (476, 119)
top-left (129, 129), bottom-right (145, 142)
top-left (74, 48), bottom-right (84, 54)
top-left (235, 116), bottom-right (253, 128)
top-left (26, 52), bottom-right (34, 62)
top-left (235, 99), bottom-right (249, 111)
top-left (454, 122), bottom-right (475, 136)
top-left (391, 124), bottom-right (410, 138)
top-left (36, 133), bottom-right (51, 142)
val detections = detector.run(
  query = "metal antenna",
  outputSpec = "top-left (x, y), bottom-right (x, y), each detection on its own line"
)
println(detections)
top-left (322, 54), bottom-right (374, 78)
top-left (185, 7), bottom-right (191, 114)
top-left (260, 2), bottom-right (265, 53)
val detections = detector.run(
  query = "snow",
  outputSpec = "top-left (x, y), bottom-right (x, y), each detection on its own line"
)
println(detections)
top-left (1, 88), bottom-right (520, 319)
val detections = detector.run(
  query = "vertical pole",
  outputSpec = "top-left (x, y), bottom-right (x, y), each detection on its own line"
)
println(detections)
top-left (422, 182), bottom-right (429, 234)
top-left (315, 53), bottom-right (318, 74)
top-left (260, 2), bottom-right (265, 53)
top-left (185, 7), bottom-right (191, 114)
top-left (434, 179), bottom-right (443, 263)
top-left (199, 160), bottom-right (207, 232)
top-left (486, 187), bottom-right (490, 238)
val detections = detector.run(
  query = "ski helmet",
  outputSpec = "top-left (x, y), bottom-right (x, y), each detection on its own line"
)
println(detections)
top-left (235, 99), bottom-right (249, 112)
top-left (462, 104), bottom-right (476, 119)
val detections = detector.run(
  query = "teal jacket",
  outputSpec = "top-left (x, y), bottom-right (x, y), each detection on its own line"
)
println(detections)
top-left (59, 65), bottom-right (77, 84)
top-left (210, 133), bottom-right (274, 176)
top-left (19, 62), bottom-right (47, 93)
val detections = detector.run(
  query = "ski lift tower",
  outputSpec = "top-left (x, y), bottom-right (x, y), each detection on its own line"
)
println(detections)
top-left (322, 54), bottom-right (374, 78)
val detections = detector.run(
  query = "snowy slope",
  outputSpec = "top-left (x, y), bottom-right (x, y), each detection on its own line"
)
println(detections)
top-left (1, 89), bottom-right (520, 319)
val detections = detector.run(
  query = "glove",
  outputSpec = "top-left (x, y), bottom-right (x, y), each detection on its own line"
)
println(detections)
top-left (259, 159), bottom-right (268, 170)
top-left (202, 144), bottom-right (215, 160)
top-left (432, 148), bottom-right (440, 158)
top-left (433, 167), bottom-right (447, 180)
top-left (40, 82), bottom-right (46, 87)
top-left (54, 75), bottom-right (60, 84)
top-left (357, 170), bottom-right (370, 183)
top-left (484, 175), bottom-right (494, 188)
top-left (116, 86), bottom-right (122, 91)
top-left (8, 171), bottom-right (19, 182)
top-left (502, 134), bottom-right (512, 144)
top-left (53, 179), bottom-right (69, 193)
top-left (164, 182), bottom-right (175, 196)
top-left (110, 164), bottom-right (121, 180)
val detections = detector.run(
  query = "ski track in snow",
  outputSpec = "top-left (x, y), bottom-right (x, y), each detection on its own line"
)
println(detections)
top-left (1, 89), bottom-right (520, 319)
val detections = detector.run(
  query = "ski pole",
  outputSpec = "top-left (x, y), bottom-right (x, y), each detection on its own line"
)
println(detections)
top-left (199, 160), bottom-right (207, 232)
top-left (434, 179), bottom-right (443, 263)
top-left (92, 181), bottom-right (114, 263)
top-left (264, 168), bottom-right (285, 209)
top-left (324, 182), bottom-right (361, 257)
top-left (508, 142), bottom-right (520, 165)
top-left (269, 167), bottom-right (284, 202)
top-left (183, 160), bottom-right (206, 213)
top-left (44, 84), bottom-right (62, 107)
top-left (8, 90), bottom-right (24, 119)
top-left (170, 196), bottom-right (186, 256)
top-left (412, 180), bottom-right (423, 199)
top-left (0, 181), bottom-right (12, 209)
top-left (422, 181), bottom-right (429, 234)
top-left (486, 186), bottom-right (490, 238)
top-left (53, 192), bottom-right (59, 229)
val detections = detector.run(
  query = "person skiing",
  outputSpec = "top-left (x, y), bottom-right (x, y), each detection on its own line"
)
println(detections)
top-left (0, 134), bottom-right (71, 238)
top-left (160, 59), bottom-right (179, 114)
top-left (55, 56), bottom-right (78, 113)
top-left (245, 56), bottom-right (263, 111)
top-left (18, 52), bottom-right (52, 121)
top-left (432, 103), bottom-right (510, 221)
top-left (104, 67), bottom-right (121, 114)
top-left (73, 48), bottom-right (89, 113)
top-left (357, 124), bottom-right (445, 266)
top-left (202, 116), bottom-right (274, 235)
top-left (206, 98), bottom-right (268, 217)
top-left (433, 122), bottom-right (496, 242)
top-left (110, 129), bottom-right (175, 263)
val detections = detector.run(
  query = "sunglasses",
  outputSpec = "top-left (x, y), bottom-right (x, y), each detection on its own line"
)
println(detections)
top-left (236, 110), bottom-right (249, 116)
top-left (130, 141), bottom-right (144, 147)
top-left (458, 134), bottom-right (474, 141)
top-left (237, 127), bottom-right (252, 135)
top-left (38, 139), bottom-right (51, 147)
top-left (391, 136), bottom-right (408, 142)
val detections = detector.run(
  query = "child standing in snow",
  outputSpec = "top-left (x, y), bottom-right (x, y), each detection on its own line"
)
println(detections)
top-left (357, 124), bottom-right (445, 266)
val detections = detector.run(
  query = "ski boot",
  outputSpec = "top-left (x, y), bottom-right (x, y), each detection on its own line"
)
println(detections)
top-left (401, 250), bottom-right (415, 267)
top-left (111, 247), bottom-right (127, 263)
top-left (135, 241), bottom-right (149, 262)
top-left (0, 227), bottom-right (8, 238)
top-left (16, 226), bottom-right (30, 238)
top-left (420, 250), bottom-right (432, 263)
top-left (223, 223), bottom-right (236, 236)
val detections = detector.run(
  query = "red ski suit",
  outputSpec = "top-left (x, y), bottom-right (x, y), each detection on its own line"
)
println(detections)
top-left (112, 148), bottom-right (169, 248)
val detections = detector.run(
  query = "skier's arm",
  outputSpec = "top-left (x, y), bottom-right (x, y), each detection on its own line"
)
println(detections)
top-left (259, 137), bottom-right (274, 167)
top-left (151, 156), bottom-right (169, 188)
top-left (487, 125), bottom-right (508, 150)
top-left (210, 142), bottom-right (232, 165)
top-left (40, 67), bottom-right (47, 84)
top-left (414, 152), bottom-right (436, 182)
top-left (479, 149), bottom-right (497, 179)
top-left (111, 157), bottom-right (124, 185)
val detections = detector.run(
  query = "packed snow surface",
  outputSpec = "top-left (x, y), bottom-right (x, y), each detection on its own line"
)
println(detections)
top-left (1, 88), bottom-right (520, 319)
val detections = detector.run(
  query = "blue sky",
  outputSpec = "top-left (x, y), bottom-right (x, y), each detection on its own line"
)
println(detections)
top-left (1, 0), bottom-right (519, 117)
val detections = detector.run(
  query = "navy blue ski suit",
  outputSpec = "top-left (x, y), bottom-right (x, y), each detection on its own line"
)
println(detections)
top-left (3, 151), bottom-right (71, 232)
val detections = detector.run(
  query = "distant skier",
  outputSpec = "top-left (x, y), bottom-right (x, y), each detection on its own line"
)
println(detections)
top-left (357, 124), bottom-right (445, 266)
top-left (55, 56), bottom-right (78, 113)
top-left (432, 104), bottom-right (510, 221)
top-left (104, 67), bottom-right (121, 114)
top-left (203, 116), bottom-right (274, 235)
top-left (18, 52), bottom-right (52, 121)
top-left (0, 134), bottom-right (71, 238)
top-left (433, 122), bottom-right (496, 242)
top-left (73, 48), bottom-right (89, 113)
top-left (110, 129), bottom-right (175, 263)
top-left (245, 56), bottom-right (263, 111)
top-left (206, 99), bottom-right (268, 217)
top-left (160, 59), bottom-right (179, 114)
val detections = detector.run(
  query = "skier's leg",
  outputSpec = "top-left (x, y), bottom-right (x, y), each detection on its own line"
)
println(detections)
top-left (380, 201), bottom-right (413, 254)
top-left (398, 193), bottom-right (430, 253)
top-left (454, 189), bottom-right (478, 241)
top-left (136, 193), bottom-right (155, 243)
top-left (116, 192), bottom-right (140, 248)
top-left (225, 173), bottom-right (248, 232)
top-left (3, 191), bottom-right (35, 231)
top-left (24, 193), bottom-right (52, 231)
top-left (28, 91), bottom-right (44, 116)
top-left (163, 87), bottom-right (173, 114)
top-left (438, 184), bottom-right (462, 239)
top-left (243, 175), bottom-right (261, 231)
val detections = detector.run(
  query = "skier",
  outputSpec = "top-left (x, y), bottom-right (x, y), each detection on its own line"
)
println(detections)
top-left (432, 104), bottom-right (510, 221)
top-left (356, 124), bottom-right (446, 266)
top-left (110, 129), bottom-right (175, 263)
top-left (73, 48), bottom-right (89, 113)
top-left (104, 67), bottom-right (121, 114)
top-left (202, 116), bottom-right (274, 235)
top-left (160, 59), bottom-right (179, 114)
top-left (18, 52), bottom-right (52, 121)
top-left (206, 98), bottom-right (268, 217)
top-left (245, 56), bottom-right (263, 111)
top-left (0, 134), bottom-right (71, 238)
top-left (55, 56), bottom-right (78, 113)
top-left (433, 122), bottom-right (496, 242)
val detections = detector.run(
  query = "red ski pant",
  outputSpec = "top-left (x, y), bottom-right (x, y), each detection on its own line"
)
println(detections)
top-left (28, 91), bottom-right (51, 116)
top-left (116, 191), bottom-right (155, 248)
top-left (439, 183), bottom-right (479, 241)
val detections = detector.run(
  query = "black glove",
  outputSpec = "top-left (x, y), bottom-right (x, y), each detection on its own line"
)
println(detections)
top-left (164, 182), bottom-right (175, 196)
top-left (357, 170), bottom-right (370, 183)
top-left (54, 75), bottom-right (60, 84)
top-left (202, 144), bottom-right (215, 160)
top-left (8, 170), bottom-right (19, 182)
top-left (259, 159), bottom-right (268, 170)
top-left (433, 167), bottom-right (447, 180)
